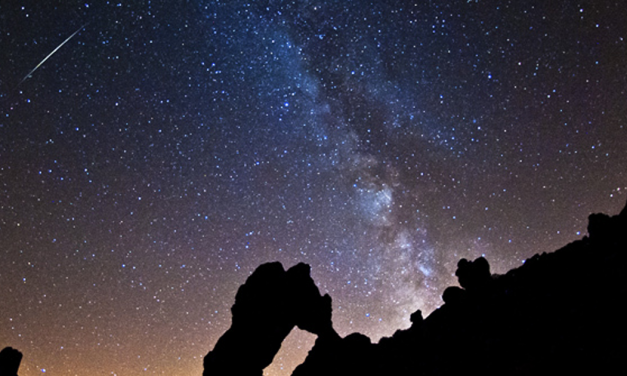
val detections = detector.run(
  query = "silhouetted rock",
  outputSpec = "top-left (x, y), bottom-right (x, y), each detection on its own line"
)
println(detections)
top-left (204, 201), bottom-right (627, 376)
top-left (0, 347), bottom-right (22, 376)
top-left (292, 332), bottom-right (374, 376)
top-left (455, 256), bottom-right (491, 292)
top-left (441, 285), bottom-right (467, 304)
top-left (304, 201), bottom-right (627, 376)
top-left (409, 309), bottom-right (423, 324)
top-left (202, 262), bottom-right (337, 376)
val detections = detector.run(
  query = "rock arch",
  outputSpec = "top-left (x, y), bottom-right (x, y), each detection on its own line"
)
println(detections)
top-left (203, 262), bottom-right (338, 376)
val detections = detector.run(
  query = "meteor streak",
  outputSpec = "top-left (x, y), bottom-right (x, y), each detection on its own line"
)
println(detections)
top-left (18, 24), bottom-right (87, 87)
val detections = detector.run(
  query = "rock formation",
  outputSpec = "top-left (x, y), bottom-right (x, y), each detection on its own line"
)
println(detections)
top-left (202, 262), bottom-right (337, 376)
top-left (0, 347), bottom-right (22, 376)
top-left (204, 200), bottom-right (627, 376)
top-left (295, 200), bottom-right (627, 376)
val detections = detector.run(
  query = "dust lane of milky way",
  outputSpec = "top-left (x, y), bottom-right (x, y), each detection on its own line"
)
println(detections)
top-left (1, 1), bottom-right (625, 375)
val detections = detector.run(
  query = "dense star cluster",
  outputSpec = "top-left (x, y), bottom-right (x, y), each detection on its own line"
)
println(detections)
top-left (1, 1), bottom-right (625, 375)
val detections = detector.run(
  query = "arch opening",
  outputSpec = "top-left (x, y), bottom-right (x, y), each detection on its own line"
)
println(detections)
top-left (263, 328), bottom-right (317, 376)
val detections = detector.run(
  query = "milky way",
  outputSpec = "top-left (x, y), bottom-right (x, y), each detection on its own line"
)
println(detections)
top-left (1, 1), bottom-right (626, 375)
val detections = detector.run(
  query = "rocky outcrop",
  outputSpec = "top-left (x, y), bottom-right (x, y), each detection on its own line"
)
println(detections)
top-left (293, 199), bottom-right (627, 376)
top-left (291, 331), bottom-right (374, 376)
top-left (0, 347), bottom-right (22, 376)
top-left (455, 256), bottom-right (491, 291)
top-left (202, 262), bottom-right (337, 376)
top-left (204, 200), bottom-right (627, 376)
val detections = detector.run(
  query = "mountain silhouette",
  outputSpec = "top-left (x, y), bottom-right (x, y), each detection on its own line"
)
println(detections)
top-left (204, 199), bottom-right (627, 376)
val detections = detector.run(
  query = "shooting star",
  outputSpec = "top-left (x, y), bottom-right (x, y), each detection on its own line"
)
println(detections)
top-left (18, 24), bottom-right (87, 87)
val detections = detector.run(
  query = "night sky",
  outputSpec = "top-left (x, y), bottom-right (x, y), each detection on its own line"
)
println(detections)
top-left (1, 1), bottom-right (626, 375)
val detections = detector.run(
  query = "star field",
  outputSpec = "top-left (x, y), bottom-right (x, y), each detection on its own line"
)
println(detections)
top-left (1, 1), bottom-right (626, 375)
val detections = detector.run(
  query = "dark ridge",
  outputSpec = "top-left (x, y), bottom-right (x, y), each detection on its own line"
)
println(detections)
top-left (204, 199), bottom-right (627, 376)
